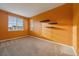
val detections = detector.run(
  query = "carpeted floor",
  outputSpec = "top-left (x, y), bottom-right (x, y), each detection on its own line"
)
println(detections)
top-left (0, 36), bottom-right (75, 56)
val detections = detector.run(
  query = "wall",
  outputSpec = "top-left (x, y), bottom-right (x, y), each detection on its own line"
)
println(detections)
top-left (73, 4), bottom-right (79, 55)
top-left (30, 4), bottom-right (73, 46)
top-left (0, 10), bottom-right (29, 40)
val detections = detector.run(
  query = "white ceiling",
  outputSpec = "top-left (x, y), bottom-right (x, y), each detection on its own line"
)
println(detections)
top-left (0, 3), bottom-right (64, 17)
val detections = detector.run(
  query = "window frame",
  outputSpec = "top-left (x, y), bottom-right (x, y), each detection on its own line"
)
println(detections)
top-left (8, 15), bottom-right (24, 32)
top-left (30, 19), bottom-right (34, 31)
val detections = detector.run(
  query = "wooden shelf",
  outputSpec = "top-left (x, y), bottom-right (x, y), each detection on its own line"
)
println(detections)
top-left (40, 19), bottom-right (50, 22)
top-left (40, 20), bottom-right (58, 24)
top-left (46, 27), bottom-right (64, 30)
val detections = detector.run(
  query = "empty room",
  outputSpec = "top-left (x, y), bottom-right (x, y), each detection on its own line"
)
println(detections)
top-left (0, 3), bottom-right (79, 56)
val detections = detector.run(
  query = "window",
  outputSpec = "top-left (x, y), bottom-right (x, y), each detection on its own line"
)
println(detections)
top-left (8, 16), bottom-right (24, 31)
top-left (30, 19), bottom-right (34, 31)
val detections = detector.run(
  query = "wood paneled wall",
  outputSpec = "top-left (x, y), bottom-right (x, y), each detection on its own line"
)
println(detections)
top-left (30, 4), bottom-right (73, 46)
top-left (0, 10), bottom-right (29, 40)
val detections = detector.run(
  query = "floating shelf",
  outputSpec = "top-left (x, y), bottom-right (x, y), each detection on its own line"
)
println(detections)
top-left (46, 27), bottom-right (64, 30)
top-left (40, 20), bottom-right (58, 24)
top-left (40, 19), bottom-right (50, 22)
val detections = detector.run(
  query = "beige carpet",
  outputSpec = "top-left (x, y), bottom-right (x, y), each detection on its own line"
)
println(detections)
top-left (0, 36), bottom-right (75, 56)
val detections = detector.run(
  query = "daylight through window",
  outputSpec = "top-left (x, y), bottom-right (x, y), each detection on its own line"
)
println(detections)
top-left (8, 16), bottom-right (24, 31)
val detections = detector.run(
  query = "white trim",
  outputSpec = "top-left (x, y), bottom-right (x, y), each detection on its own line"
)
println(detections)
top-left (72, 26), bottom-right (77, 55)
top-left (73, 48), bottom-right (77, 56)
top-left (0, 35), bottom-right (29, 43)
top-left (29, 35), bottom-right (77, 56)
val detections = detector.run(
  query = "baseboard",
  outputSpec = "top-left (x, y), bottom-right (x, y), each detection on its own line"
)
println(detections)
top-left (73, 48), bottom-right (77, 56)
top-left (29, 35), bottom-right (77, 56)
top-left (0, 35), bottom-right (29, 43)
